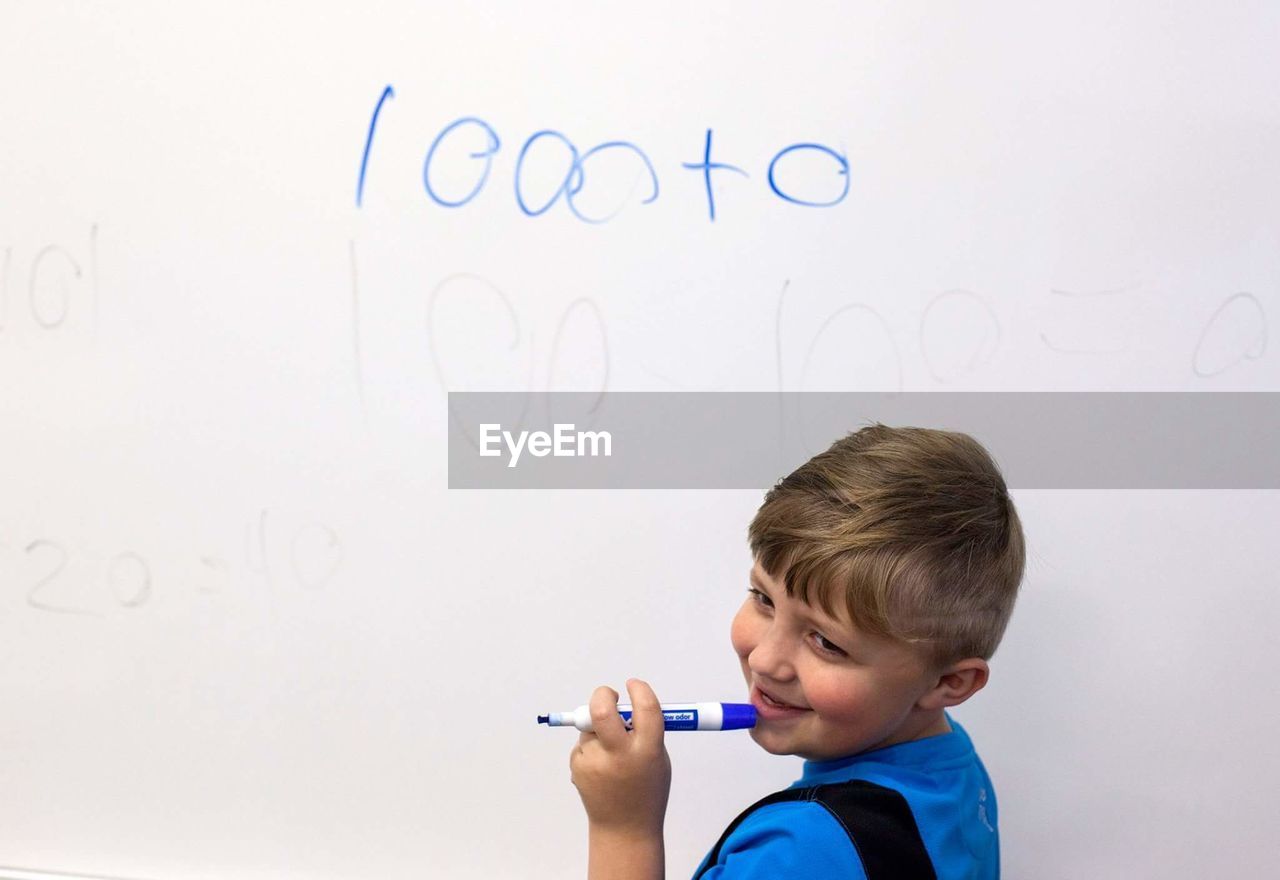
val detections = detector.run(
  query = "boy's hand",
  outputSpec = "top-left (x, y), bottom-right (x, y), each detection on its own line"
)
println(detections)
top-left (569, 678), bottom-right (672, 836)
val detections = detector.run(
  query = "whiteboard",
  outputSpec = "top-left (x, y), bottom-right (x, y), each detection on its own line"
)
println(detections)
top-left (2, 2), bottom-right (1277, 878)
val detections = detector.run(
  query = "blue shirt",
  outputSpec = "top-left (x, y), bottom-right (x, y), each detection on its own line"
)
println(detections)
top-left (692, 714), bottom-right (999, 879)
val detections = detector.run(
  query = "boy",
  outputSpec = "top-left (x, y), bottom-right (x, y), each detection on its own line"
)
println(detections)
top-left (569, 424), bottom-right (1026, 879)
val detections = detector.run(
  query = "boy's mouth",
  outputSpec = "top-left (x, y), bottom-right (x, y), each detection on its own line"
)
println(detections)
top-left (752, 685), bottom-right (810, 718)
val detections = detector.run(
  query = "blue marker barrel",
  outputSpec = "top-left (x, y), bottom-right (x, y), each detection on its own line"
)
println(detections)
top-left (538, 701), bottom-right (756, 732)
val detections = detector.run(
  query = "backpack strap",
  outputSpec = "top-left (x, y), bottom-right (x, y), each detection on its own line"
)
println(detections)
top-left (693, 779), bottom-right (937, 879)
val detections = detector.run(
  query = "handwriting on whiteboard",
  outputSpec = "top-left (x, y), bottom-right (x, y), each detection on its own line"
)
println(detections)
top-left (0, 225), bottom-right (99, 341)
top-left (1, 510), bottom-right (342, 618)
top-left (354, 85), bottom-right (849, 220)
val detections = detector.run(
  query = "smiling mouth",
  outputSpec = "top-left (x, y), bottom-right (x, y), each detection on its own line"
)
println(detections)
top-left (754, 685), bottom-right (809, 713)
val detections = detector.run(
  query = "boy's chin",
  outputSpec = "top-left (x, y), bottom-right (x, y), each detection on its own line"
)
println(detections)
top-left (749, 726), bottom-right (798, 756)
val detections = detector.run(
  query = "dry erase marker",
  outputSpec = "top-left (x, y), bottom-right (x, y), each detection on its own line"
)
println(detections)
top-left (537, 701), bottom-right (756, 732)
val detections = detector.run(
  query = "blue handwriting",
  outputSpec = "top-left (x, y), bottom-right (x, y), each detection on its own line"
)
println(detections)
top-left (356, 84), bottom-right (848, 221)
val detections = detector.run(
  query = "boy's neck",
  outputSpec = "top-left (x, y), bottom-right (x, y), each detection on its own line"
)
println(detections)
top-left (875, 708), bottom-right (952, 751)
top-left (915, 709), bottom-right (953, 740)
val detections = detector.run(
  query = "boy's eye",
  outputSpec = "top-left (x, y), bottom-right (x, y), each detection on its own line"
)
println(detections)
top-left (747, 587), bottom-right (774, 608)
top-left (811, 633), bottom-right (848, 657)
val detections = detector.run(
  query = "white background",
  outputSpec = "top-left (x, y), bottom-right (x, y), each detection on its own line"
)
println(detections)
top-left (1, 3), bottom-right (1277, 878)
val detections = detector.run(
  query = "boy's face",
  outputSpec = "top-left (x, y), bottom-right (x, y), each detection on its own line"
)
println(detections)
top-left (730, 561), bottom-right (948, 762)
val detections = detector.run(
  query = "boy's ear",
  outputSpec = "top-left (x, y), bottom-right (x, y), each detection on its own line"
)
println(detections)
top-left (917, 658), bottom-right (989, 710)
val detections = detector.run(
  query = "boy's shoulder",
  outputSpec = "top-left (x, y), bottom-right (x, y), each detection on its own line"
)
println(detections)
top-left (692, 778), bottom-right (936, 879)
top-left (693, 717), bottom-right (999, 880)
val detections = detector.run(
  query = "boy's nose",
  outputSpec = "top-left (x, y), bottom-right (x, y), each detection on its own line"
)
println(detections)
top-left (747, 627), bottom-right (797, 681)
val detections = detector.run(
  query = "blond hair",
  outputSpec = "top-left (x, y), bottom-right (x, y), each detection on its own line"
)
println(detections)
top-left (748, 423), bottom-right (1025, 669)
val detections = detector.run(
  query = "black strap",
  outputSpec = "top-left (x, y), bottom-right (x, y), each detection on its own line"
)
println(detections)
top-left (693, 780), bottom-right (937, 879)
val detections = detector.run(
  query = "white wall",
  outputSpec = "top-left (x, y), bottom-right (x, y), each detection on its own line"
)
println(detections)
top-left (1, 2), bottom-right (1276, 878)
